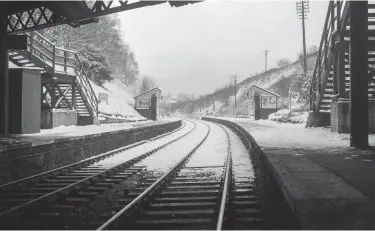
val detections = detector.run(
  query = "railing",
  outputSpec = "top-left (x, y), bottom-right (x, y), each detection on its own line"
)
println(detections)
top-left (25, 31), bottom-right (98, 117)
top-left (310, 0), bottom-right (349, 113)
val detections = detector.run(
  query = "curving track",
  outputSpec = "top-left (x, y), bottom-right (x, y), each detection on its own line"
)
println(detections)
top-left (0, 120), bottom-right (267, 230)
top-left (97, 120), bottom-right (265, 230)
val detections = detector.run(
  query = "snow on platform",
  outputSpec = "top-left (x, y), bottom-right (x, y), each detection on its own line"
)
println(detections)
top-left (216, 117), bottom-right (375, 149)
top-left (205, 116), bottom-right (375, 229)
top-left (2, 118), bottom-right (180, 148)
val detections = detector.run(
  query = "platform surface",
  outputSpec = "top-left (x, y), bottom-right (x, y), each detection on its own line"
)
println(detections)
top-left (219, 118), bottom-right (375, 229)
top-left (0, 119), bottom-right (179, 152)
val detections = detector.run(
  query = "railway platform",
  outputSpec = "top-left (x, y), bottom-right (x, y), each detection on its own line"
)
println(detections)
top-left (203, 117), bottom-right (375, 230)
top-left (0, 119), bottom-right (181, 186)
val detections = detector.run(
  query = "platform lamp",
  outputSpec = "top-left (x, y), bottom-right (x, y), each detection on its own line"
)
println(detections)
top-left (296, 0), bottom-right (309, 75)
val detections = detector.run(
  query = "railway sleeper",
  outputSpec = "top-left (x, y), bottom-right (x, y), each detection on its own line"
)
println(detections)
top-left (160, 190), bottom-right (219, 197)
top-left (231, 200), bottom-right (260, 208)
top-left (154, 196), bottom-right (218, 202)
top-left (134, 217), bottom-right (213, 230)
top-left (169, 181), bottom-right (220, 186)
top-left (44, 179), bottom-right (78, 184)
top-left (140, 208), bottom-right (215, 219)
top-left (3, 192), bottom-right (45, 198)
top-left (173, 177), bottom-right (213, 182)
top-left (23, 187), bottom-right (61, 193)
top-left (86, 186), bottom-right (108, 193)
top-left (66, 197), bottom-right (92, 204)
top-left (77, 191), bottom-right (99, 198)
top-left (34, 182), bottom-right (72, 188)
top-left (231, 188), bottom-right (255, 194)
top-left (148, 201), bottom-right (217, 210)
top-left (165, 185), bottom-right (220, 190)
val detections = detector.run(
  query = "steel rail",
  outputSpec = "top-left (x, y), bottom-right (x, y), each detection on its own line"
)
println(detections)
top-left (97, 120), bottom-right (210, 230)
top-left (0, 121), bottom-right (191, 221)
top-left (215, 123), bottom-right (232, 231)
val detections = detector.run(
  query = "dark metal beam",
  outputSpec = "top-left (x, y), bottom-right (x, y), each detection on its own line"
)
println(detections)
top-left (0, 15), bottom-right (9, 136)
top-left (350, 1), bottom-right (369, 149)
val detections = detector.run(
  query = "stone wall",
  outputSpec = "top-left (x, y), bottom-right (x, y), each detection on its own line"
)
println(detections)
top-left (41, 109), bottom-right (78, 129)
top-left (331, 99), bottom-right (375, 133)
top-left (260, 108), bottom-right (279, 119)
top-left (305, 111), bottom-right (331, 128)
top-left (0, 120), bottom-right (181, 185)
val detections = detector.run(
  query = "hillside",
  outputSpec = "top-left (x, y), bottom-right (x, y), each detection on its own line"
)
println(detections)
top-left (169, 52), bottom-right (317, 118)
top-left (89, 79), bottom-right (145, 121)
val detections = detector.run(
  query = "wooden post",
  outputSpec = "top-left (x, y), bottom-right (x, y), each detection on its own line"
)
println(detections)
top-left (72, 83), bottom-right (76, 109)
top-left (331, 2), bottom-right (339, 95)
top-left (350, 1), bottom-right (369, 149)
top-left (29, 31), bottom-right (34, 59)
top-left (337, 40), bottom-right (346, 98)
top-left (0, 15), bottom-right (9, 136)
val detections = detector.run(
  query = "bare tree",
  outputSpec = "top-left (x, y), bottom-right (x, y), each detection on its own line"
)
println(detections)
top-left (138, 75), bottom-right (156, 94)
top-left (277, 58), bottom-right (292, 67)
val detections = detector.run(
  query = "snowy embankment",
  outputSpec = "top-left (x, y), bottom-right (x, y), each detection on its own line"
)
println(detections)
top-left (89, 79), bottom-right (146, 122)
top-left (268, 109), bottom-right (309, 124)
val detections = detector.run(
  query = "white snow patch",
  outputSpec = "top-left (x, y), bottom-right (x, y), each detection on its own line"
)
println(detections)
top-left (89, 79), bottom-right (145, 120)
top-left (218, 118), bottom-right (375, 149)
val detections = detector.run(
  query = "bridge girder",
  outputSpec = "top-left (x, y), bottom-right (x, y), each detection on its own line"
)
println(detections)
top-left (3, 1), bottom-right (203, 35)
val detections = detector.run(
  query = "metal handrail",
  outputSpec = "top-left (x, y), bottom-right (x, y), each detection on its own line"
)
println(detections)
top-left (24, 30), bottom-right (98, 117)
top-left (310, 0), bottom-right (349, 113)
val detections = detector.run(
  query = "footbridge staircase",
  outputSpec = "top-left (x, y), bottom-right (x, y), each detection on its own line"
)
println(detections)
top-left (8, 31), bottom-right (99, 125)
top-left (310, 1), bottom-right (375, 117)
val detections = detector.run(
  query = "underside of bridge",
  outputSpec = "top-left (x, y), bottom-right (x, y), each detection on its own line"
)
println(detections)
top-left (0, 0), bottom-right (201, 136)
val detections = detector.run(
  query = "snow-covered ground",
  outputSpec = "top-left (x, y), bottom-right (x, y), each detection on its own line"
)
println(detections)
top-left (90, 79), bottom-right (144, 120)
top-left (268, 109), bottom-right (309, 124)
top-left (214, 117), bottom-right (375, 149)
top-left (10, 119), bottom-right (179, 141)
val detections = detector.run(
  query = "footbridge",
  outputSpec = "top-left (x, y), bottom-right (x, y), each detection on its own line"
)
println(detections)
top-left (309, 1), bottom-right (371, 148)
top-left (0, 1), bottom-right (201, 136)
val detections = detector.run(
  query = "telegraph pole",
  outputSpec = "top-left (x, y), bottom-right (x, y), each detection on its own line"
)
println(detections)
top-left (296, 0), bottom-right (309, 75)
top-left (263, 50), bottom-right (269, 72)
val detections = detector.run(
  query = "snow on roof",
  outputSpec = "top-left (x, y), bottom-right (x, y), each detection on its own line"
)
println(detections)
top-left (134, 87), bottom-right (162, 99)
top-left (249, 85), bottom-right (281, 98)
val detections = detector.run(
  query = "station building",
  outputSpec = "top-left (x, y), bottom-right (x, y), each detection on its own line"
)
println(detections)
top-left (247, 85), bottom-right (281, 120)
top-left (134, 88), bottom-right (162, 121)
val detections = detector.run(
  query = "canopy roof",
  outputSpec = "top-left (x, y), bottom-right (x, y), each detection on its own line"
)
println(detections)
top-left (2, 1), bottom-right (203, 34)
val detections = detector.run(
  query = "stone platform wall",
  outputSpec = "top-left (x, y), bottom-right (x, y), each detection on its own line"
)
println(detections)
top-left (0, 120), bottom-right (181, 185)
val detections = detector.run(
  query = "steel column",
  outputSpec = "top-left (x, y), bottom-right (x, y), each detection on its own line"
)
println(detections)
top-left (337, 40), bottom-right (346, 98)
top-left (0, 15), bottom-right (9, 136)
top-left (350, 1), bottom-right (369, 149)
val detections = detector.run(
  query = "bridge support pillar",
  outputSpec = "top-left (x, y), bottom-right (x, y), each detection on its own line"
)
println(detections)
top-left (350, 1), bottom-right (369, 149)
top-left (0, 15), bottom-right (9, 137)
top-left (336, 40), bottom-right (346, 98)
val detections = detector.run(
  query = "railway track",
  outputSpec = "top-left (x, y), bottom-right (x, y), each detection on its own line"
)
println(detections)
top-left (0, 120), bottom-right (196, 229)
top-left (0, 120), bottom-right (266, 230)
top-left (97, 121), bottom-right (265, 230)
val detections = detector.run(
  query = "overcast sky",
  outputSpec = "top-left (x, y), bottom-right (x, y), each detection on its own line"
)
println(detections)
top-left (118, 1), bottom-right (328, 96)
